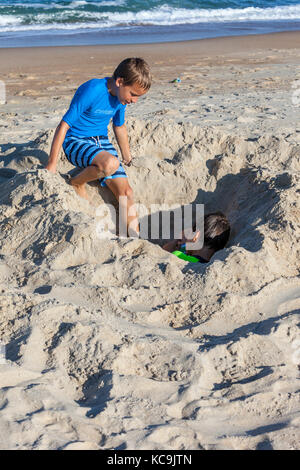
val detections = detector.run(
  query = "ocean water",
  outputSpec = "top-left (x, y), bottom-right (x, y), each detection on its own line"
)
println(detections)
top-left (0, 0), bottom-right (299, 47)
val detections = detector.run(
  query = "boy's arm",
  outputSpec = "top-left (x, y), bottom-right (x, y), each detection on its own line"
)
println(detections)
top-left (113, 123), bottom-right (132, 166)
top-left (46, 120), bottom-right (70, 173)
top-left (162, 240), bottom-right (181, 253)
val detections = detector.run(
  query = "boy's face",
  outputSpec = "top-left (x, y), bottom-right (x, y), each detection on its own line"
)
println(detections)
top-left (116, 78), bottom-right (147, 105)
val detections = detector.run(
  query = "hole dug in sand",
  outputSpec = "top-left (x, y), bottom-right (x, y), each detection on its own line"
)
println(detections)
top-left (121, 120), bottom-right (299, 273)
top-left (0, 119), bottom-right (299, 280)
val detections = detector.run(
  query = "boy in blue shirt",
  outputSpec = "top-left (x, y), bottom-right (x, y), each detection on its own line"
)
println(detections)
top-left (46, 58), bottom-right (151, 236)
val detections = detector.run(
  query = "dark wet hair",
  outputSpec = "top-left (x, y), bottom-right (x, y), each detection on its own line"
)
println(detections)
top-left (193, 212), bottom-right (230, 252)
top-left (203, 212), bottom-right (231, 251)
top-left (113, 58), bottom-right (152, 90)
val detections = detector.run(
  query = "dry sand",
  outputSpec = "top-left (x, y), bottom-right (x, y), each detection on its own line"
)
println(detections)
top-left (0, 33), bottom-right (299, 450)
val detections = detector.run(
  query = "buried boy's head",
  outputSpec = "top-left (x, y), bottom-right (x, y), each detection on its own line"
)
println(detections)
top-left (163, 211), bottom-right (231, 263)
top-left (180, 211), bottom-right (231, 263)
top-left (202, 212), bottom-right (231, 252)
top-left (113, 58), bottom-right (152, 105)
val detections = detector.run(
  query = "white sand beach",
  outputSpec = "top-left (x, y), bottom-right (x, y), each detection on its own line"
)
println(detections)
top-left (0, 33), bottom-right (299, 450)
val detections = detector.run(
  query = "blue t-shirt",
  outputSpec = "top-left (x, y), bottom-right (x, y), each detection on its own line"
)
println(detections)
top-left (62, 77), bottom-right (126, 138)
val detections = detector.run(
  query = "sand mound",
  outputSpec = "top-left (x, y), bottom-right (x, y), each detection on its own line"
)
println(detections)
top-left (0, 119), bottom-right (299, 450)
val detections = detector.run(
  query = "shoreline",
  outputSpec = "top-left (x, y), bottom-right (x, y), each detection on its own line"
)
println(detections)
top-left (1, 17), bottom-right (300, 49)
top-left (1, 30), bottom-right (300, 52)
top-left (1, 30), bottom-right (300, 53)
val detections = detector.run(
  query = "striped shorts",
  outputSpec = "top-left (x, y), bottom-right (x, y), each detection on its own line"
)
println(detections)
top-left (62, 134), bottom-right (127, 187)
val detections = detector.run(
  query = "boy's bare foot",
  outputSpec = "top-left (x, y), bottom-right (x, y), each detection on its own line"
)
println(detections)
top-left (70, 180), bottom-right (89, 201)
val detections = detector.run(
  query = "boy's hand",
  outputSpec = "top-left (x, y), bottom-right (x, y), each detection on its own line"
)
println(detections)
top-left (180, 229), bottom-right (200, 244)
top-left (122, 155), bottom-right (132, 167)
top-left (45, 163), bottom-right (56, 174)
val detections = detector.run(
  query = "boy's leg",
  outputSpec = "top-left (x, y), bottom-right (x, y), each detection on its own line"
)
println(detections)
top-left (106, 177), bottom-right (139, 237)
top-left (70, 151), bottom-right (119, 200)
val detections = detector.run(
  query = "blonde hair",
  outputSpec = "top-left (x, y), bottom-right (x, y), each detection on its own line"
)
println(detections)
top-left (113, 58), bottom-right (152, 91)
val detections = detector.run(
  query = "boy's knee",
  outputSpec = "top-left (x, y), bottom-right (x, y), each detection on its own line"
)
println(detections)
top-left (102, 157), bottom-right (119, 176)
top-left (93, 155), bottom-right (119, 176)
top-left (106, 157), bottom-right (120, 176)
